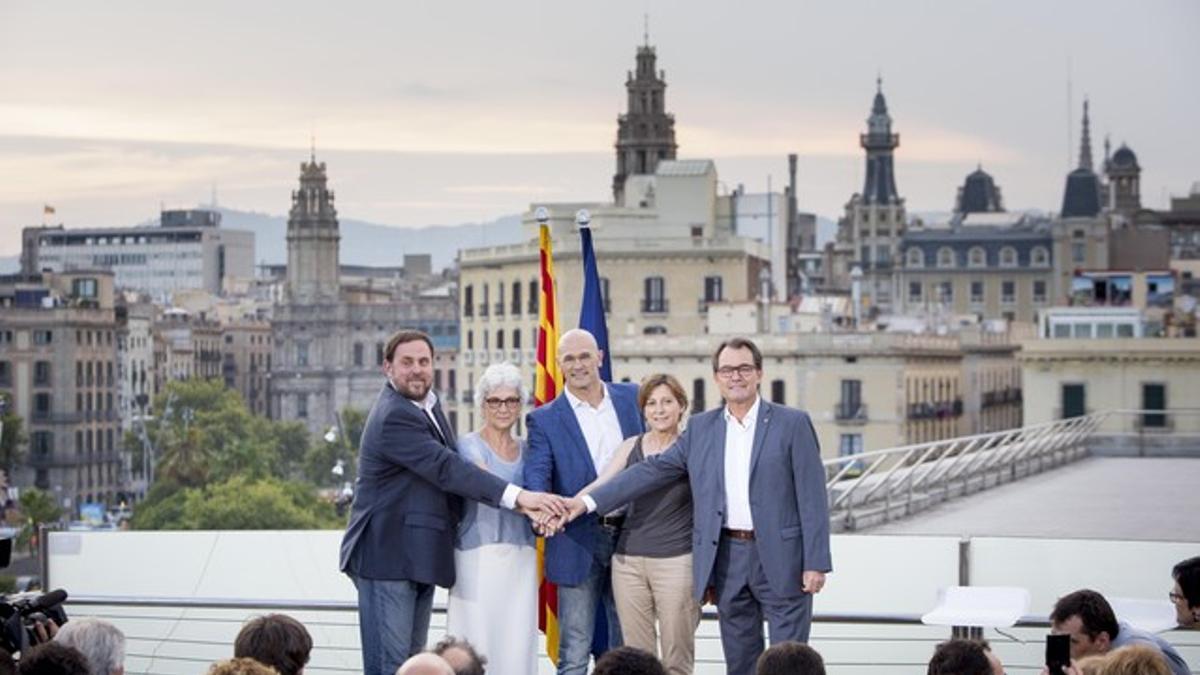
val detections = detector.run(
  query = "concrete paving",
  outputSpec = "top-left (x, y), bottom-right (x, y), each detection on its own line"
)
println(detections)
top-left (862, 456), bottom-right (1200, 541)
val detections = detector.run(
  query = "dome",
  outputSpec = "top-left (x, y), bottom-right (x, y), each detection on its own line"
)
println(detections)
top-left (958, 166), bottom-right (1004, 214)
top-left (1110, 143), bottom-right (1139, 169)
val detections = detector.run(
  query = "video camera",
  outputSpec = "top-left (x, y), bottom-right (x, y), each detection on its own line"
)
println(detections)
top-left (0, 538), bottom-right (69, 654)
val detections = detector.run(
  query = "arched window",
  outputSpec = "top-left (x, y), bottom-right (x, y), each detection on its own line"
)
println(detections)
top-left (1031, 246), bottom-right (1049, 266)
top-left (999, 246), bottom-right (1018, 268)
top-left (937, 247), bottom-right (956, 269)
top-left (906, 247), bottom-right (925, 268)
top-left (968, 246), bottom-right (987, 268)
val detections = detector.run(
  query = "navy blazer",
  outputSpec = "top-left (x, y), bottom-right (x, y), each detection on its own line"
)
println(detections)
top-left (339, 384), bottom-right (509, 587)
top-left (523, 382), bottom-right (643, 586)
top-left (590, 400), bottom-right (832, 600)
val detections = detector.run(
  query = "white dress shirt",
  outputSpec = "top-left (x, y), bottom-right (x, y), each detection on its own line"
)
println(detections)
top-left (564, 385), bottom-right (624, 475)
top-left (401, 384), bottom-right (521, 509)
top-left (722, 395), bottom-right (760, 530)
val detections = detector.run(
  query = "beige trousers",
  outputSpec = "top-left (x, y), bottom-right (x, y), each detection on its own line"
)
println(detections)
top-left (611, 552), bottom-right (701, 675)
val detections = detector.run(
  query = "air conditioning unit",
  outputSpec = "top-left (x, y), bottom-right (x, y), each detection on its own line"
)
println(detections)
top-left (463, 352), bottom-right (474, 365)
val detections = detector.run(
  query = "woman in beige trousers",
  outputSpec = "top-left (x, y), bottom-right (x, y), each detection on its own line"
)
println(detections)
top-left (581, 373), bottom-right (700, 675)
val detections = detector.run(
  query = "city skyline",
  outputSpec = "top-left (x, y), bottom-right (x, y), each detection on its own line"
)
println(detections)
top-left (1, 0), bottom-right (1197, 255)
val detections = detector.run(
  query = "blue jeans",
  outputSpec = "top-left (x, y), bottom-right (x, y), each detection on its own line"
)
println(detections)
top-left (556, 526), bottom-right (623, 675)
top-left (352, 576), bottom-right (435, 675)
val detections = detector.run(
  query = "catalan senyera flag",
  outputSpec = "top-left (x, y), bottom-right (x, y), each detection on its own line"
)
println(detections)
top-left (534, 216), bottom-right (563, 664)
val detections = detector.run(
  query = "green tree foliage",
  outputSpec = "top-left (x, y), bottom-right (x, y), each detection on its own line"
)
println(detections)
top-left (302, 407), bottom-right (365, 487)
top-left (18, 488), bottom-right (62, 552)
top-left (0, 394), bottom-right (27, 473)
top-left (131, 476), bottom-right (341, 530)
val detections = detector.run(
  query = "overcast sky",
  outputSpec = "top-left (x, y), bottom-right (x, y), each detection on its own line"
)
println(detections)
top-left (1, 1), bottom-right (1197, 255)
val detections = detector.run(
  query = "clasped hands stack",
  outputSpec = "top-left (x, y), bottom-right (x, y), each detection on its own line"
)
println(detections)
top-left (514, 492), bottom-right (587, 536)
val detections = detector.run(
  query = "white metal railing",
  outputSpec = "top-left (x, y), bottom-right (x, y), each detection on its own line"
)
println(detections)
top-left (821, 409), bottom-right (1200, 531)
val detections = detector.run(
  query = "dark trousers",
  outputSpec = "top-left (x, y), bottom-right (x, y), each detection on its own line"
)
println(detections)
top-left (713, 537), bottom-right (813, 675)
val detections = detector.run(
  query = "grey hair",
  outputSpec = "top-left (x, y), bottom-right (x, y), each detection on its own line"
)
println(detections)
top-left (55, 617), bottom-right (126, 675)
top-left (474, 362), bottom-right (526, 408)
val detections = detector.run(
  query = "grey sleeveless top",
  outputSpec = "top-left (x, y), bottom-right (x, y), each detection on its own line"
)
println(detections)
top-left (614, 434), bottom-right (693, 557)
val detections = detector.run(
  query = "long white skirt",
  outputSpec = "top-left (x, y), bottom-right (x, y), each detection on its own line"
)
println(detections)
top-left (447, 543), bottom-right (539, 675)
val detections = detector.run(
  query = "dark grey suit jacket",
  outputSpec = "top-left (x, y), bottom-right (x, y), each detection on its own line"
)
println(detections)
top-left (339, 384), bottom-right (509, 587)
top-left (590, 400), bottom-right (832, 600)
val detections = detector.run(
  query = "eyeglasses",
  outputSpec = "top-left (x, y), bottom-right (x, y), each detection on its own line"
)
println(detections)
top-left (715, 364), bottom-right (757, 379)
top-left (1169, 591), bottom-right (1187, 603)
top-left (484, 397), bottom-right (522, 411)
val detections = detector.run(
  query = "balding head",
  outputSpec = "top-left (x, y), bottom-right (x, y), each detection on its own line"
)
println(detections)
top-left (557, 328), bottom-right (598, 353)
top-left (556, 328), bottom-right (603, 397)
top-left (396, 653), bottom-right (453, 675)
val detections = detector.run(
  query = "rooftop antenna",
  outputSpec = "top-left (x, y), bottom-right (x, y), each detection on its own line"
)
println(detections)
top-left (643, 12), bottom-right (650, 46)
top-left (1066, 54), bottom-right (1073, 173)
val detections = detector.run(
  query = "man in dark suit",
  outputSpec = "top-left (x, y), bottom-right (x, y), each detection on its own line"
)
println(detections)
top-left (524, 328), bottom-right (644, 675)
top-left (565, 337), bottom-right (832, 675)
top-left (340, 330), bottom-right (565, 675)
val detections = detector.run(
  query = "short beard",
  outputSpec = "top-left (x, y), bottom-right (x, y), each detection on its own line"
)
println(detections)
top-left (394, 378), bottom-right (431, 401)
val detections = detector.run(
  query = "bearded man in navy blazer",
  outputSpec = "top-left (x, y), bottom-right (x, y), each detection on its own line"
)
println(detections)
top-left (524, 328), bottom-right (644, 675)
top-left (567, 336), bottom-right (832, 675)
top-left (340, 330), bottom-right (566, 675)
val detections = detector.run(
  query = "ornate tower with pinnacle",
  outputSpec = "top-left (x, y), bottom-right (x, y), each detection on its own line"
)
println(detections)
top-left (612, 32), bottom-right (677, 205)
top-left (1060, 99), bottom-right (1102, 218)
top-left (286, 152), bottom-right (340, 304)
top-left (861, 76), bottom-right (901, 204)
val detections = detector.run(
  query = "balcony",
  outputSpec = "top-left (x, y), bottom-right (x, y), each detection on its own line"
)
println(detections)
top-left (641, 298), bottom-right (669, 314)
top-left (494, 302), bottom-right (505, 317)
top-left (835, 402), bottom-right (868, 423)
top-left (477, 303), bottom-right (489, 318)
top-left (907, 399), bottom-right (964, 420)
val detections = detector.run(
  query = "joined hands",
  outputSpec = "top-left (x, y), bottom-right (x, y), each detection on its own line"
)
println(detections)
top-left (516, 493), bottom-right (587, 537)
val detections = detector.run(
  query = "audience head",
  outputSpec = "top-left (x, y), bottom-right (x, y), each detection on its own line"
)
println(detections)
top-left (1171, 556), bottom-right (1200, 626)
top-left (1050, 589), bottom-right (1120, 659)
top-left (1102, 645), bottom-right (1171, 675)
top-left (233, 614), bottom-right (312, 675)
top-left (207, 658), bottom-right (281, 675)
top-left (432, 636), bottom-right (486, 675)
top-left (396, 653), bottom-right (454, 675)
top-left (591, 646), bottom-right (667, 675)
top-left (54, 617), bottom-right (126, 675)
top-left (927, 639), bottom-right (993, 675)
top-left (16, 642), bottom-right (90, 675)
top-left (1075, 654), bottom-right (1110, 675)
top-left (756, 641), bottom-right (825, 675)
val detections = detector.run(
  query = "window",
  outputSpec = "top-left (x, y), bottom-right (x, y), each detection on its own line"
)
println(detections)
top-left (908, 282), bottom-right (922, 302)
top-left (376, 342), bottom-right (385, 365)
top-left (297, 395), bottom-right (308, 419)
top-left (938, 281), bottom-right (953, 304)
top-left (31, 431), bottom-right (52, 458)
top-left (512, 329), bottom-right (521, 350)
top-left (72, 277), bottom-right (98, 298)
top-left (1072, 242), bottom-right (1087, 264)
top-left (1033, 280), bottom-right (1047, 303)
top-left (1001, 280), bottom-right (1016, 304)
top-left (999, 246), bottom-right (1018, 268)
top-left (600, 277), bottom-right (611, 314)
top-left (496, 330), bottom-right (505, 350)
top-left (480, 285), bottom-right (490, 317)
top-left (937, 247), bottom-right (956, 269)
top-left (704, 276), bottom-right (724, 303)
top-left (771, 380), bottom-right (785, 404)
top-left (495, 284), bottom-right (505, 316)
top-left (296, 342), bottom-right (309, 367)
top-left (838, 379), bottom-right (863, 419)
top-left (353, 343), bottom-right (364, 367)
top-left (528, 280), bottom-right (538, 315)
top-left (970, 281), bottom-right (984, 304)
top-left (906, 247), bottom-right (925, 268)
top-left (875, 245), bottom-right (891, 265)
top-left (838, 433), bottom-right (864, 457)
top-left (463, 284), bottom-right (474, 318)
top-left (692, 378), bottom-right (706, 414)
top-left (33, 393), bottom-right (52, 420)
top-left (1061, 384), bottom-right (1086, 419)
top-left (0, 361), bottom-right (10, 387)
top-left (467, 330), bottom-right (474, 350)
top-left (34, 330), bottom-right (53, 345)
top-left (1142, 383), bottom-right (1166, 428)
top-left (643, 276), bottom-right (666, 313)
top-left (968, 246), bottom-right (986, 268)
top-left (511, 281), bottom-right (522, 315)
top-left (1031, 246), bottom-right (1049, 266)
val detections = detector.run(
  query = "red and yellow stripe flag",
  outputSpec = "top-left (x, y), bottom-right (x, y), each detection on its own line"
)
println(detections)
top-left (534, 211), bottom-right (563, 664)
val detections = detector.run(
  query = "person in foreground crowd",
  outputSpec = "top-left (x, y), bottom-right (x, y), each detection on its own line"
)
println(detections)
top-left (446, 362), bottom-right (537, 675)
top-left (397, 653), bottom-right (454, 675)
top-left (16, 642), bottom-right (92, 675)
top-left (567, 337), bottom-right (833, 675)
top-left (431, 636), bottom-right (487, 675)
top-left (54, 617), bottom-right (126, 675)
top-left (233, 614), bottom-right (312, 675)
top-left (524, 329), bottom-right (645, 675)
top-left (339, 330), bottom-right (567, 675)
top-left (590, 646), bottom-right (667, 675)
top-left (927, 639), bottom-right (1005, 675)
top-left (581, 373), bottom-right (699, 675)
top-left (756, 641), bottom-right (826, 675)
top-left (1050, 589), bottom-right (1189, 675)
top-left (1103, 645), bottom-right (1174, 675)
top-left (1171, 556), bottom-right (1200, 628)
top-left (207, 658), bottom-right (280, 675)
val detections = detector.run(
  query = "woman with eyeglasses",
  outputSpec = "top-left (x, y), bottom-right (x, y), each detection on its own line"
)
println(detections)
top-left (580, 373), bottom-right (700, 675)
top-left (446, 362), bottom-right (537, 675)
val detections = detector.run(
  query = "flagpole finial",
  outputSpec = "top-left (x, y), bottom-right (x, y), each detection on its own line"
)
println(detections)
top-left (534, 206), bottom-right (550, 225)
top-left (575, 209), bottom-right (591, 229)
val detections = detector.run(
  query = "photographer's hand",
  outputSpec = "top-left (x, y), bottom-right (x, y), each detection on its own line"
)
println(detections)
top-left (33, 618), bottom-right (58, 643)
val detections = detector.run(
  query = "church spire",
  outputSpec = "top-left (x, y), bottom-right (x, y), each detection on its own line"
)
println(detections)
top-left (860, 77), bottom-right (900, 204)
top-left (612, 37), bottom-right (678, 205)
top-left (1078, 98), bottom-right (1093, 171)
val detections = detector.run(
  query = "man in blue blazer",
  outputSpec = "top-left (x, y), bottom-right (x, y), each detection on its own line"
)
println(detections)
top-left (524, 328), bottom-right (644, 675)
top-left (569, 337), bottom-right (832, 675)
top-left (340, 330), bottom-right (565, 675)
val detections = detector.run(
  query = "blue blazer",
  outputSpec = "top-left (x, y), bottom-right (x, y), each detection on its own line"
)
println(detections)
top-left (590, 400), bottom-right (832, 600)
top-left (339, 384), bottom-right (509, 587)
top-left (523, 382), bottom-right (643, 585)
